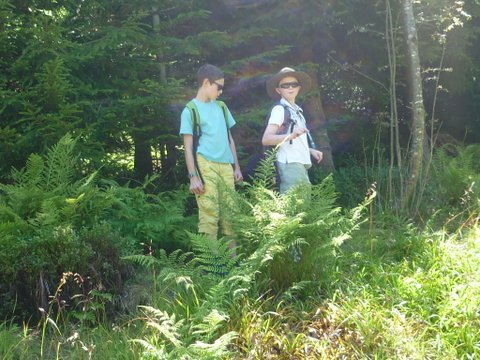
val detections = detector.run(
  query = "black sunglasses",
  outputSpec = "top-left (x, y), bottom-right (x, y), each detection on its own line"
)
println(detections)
top-left (213, 81), bottom-right (224, 91)
top-left (279, 82), bottom-right (300, 89)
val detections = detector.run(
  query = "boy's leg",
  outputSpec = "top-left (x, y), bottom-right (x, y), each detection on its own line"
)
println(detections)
top-left (217, 163), bottom-right (235, 249)
top-left (277, 162), bottom-right (311, 194)
top-left (196, 155), bottom-right (220, 240)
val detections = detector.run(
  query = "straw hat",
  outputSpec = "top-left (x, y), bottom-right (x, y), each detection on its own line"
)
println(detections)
top-left (266, 67), bottom-right (312, 99)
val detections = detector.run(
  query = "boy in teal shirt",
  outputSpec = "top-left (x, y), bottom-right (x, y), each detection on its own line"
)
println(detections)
top-left (180, 64), bottom-right (243, 241)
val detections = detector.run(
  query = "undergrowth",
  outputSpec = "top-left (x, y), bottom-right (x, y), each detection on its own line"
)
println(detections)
top-left (1, 137), bottom-right (479, 359)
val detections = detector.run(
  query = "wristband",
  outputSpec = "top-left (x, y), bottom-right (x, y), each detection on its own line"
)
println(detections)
top-left (188, 172), bottom-right (197, 178)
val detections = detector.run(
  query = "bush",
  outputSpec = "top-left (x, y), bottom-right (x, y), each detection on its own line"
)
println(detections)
top-left (0, 135), bottom-right (194, 320)
top-left (422, 144), bottom-right (480, 226)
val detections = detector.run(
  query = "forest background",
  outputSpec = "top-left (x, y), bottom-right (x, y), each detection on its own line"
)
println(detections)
top-left (1, 0), bottom-right (480, 359)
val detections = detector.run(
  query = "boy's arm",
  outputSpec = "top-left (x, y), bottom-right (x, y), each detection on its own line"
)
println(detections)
top-left (262, 105), bottom-right (308, 146)
top-left (262, 124), bottom-right (308, 146)
top-left (183, 134), bottom-right (204, 194)
top-left (228, 130), bottom-right (243, 182)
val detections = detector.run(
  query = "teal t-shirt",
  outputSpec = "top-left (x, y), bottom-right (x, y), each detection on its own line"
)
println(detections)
top-left (179, 98), bottom-right (236, 164)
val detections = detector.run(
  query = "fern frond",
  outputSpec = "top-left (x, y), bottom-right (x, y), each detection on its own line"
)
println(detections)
top-left (189, 331), bottom-right (237, 358)
top-left (122, 254), bottom-right (160, 268)
top-left (9, 154), bottom-right (44, 189)
top-left (138, 306), bottom-right (184, 348)
top-left (191, 309), bottom-right (229, 337)
top-left (129, 339), bottom-right (168, 358)
top-left (281, 280), bottom-right (314, 301)
top-left (188, 232), bottom-right (238, 278)
top-left (43, 133), bottom-right (78, 192)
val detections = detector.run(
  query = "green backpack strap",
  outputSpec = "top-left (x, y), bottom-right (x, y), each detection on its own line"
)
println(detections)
top-left (216, 100), bottom-right (232, 144)
top-left (187, 100), bottom-right (229, 139)
top-left (186, 100), bottom-right (201, 139)
top-left (184, 100), bottom-right (232, 183)
top-left (185, 100), bottom-right (204, 184)
top-left (216, 100), bottom-right (229, 127)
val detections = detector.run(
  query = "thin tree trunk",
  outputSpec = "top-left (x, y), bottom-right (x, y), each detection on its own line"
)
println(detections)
top-left (385, 0), bottom-right (404, 204)
top-left (134, 130), bottom-right (153, 179)
top-left (401, 0), bottom-right (425, 208)
top-left (152, 9), bottom-right (178, 180)
top-left (296, 43), bottom-right (335, 170)
top-left (303, 76), bottom-right (335, 171)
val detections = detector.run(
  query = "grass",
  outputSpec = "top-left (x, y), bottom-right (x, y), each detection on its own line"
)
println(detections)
top-left (2, 223), bottom-right (479, 359)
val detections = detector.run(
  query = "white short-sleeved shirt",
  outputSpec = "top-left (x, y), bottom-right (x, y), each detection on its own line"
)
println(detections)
top-left (267, 98), bottom-right (311, 165)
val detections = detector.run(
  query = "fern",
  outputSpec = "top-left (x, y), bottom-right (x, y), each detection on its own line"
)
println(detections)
top-left (106, 180), bottom-right (194, 251)
top-left (219, 170), bottom-right (371, 291)
top-left (250, 148), bottom-right (278, 190)
top-left (188, 330), bottom-right (237, 359)
top-left (0, 135), bottom-right (133, 319)
top-left (138, 306), bottom-right (184, 348)
top-left (131, 150), bottom-right (371, 359)
top-left (9, 154), bottom-right (44, 189)
top-left (134, 305), bottom-right (237, 360)
top-left (42, 133), bottom-right (78, 192)
top-left (189, 232), bottom-right (238, 279)
top-left (123, 249), bottom-right (197, 280)
top-left (432, 144), bottom-right (480, 203)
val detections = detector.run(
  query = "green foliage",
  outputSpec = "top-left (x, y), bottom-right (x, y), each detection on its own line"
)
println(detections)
top-left (123, 154), bottom-right (370, 358)
top-left (0, 0), bottom-right (204, 183)
top-left (431, 144), bottom-right (480, 202)
top-left (0, 135), bottom-right (115, 318)
top-left (316, 226), bottom-right (480, 359)
top-left (225, 158), bottom-right (371, 292)
top-left (133, 305), bottom-right (237, 360)
top-left (105, 178), bottom-right (195, 253)
top-left (0, 135), bottom-right (194, 320)
top-left (424, 144), bottom-right (480, 225)
top-left (1, 138), bottom-right (480, 358)
top-left (124, 231), bottom-right (242, 358)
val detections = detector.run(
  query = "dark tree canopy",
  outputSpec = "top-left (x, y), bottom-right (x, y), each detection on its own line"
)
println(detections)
top-left (0, 0), bottom-right (479, 185)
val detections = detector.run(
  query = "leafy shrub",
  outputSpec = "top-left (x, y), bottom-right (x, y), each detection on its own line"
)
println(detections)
top-left (423, 144), bottom-right (480, 225)
top-left (124, 154), bottom-right (372, 358)
top-left (0, 135), bottom-right (194, 320)
top-left (104, 179), bottom-right (196, 254)
top-left (0, 136), bottom-right (123, 319)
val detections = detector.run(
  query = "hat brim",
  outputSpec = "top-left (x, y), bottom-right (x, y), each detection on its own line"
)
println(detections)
top-left (266, 70), bottom-right (312, 99)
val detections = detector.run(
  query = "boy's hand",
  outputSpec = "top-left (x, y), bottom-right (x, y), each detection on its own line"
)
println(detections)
top-left (234, 168), bottom-right (243, 183)
top-left (290, 127), bottom-right (308, 140)
top-left (189, 176), bottom-right (205, 194)
top-left (310, 149), bottom-right (323, 164)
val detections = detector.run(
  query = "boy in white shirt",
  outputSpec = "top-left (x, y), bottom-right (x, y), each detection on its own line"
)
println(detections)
top-left (262, 67), bottom-right (323, 193)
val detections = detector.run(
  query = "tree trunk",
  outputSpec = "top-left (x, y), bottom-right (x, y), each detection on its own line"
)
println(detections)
top-left (401, 0), bottom-right (425, 207)
top-left (151, 9), bottom-right (178, 181)
top-left (296, 44), bottom-right (335, 170)
top-left (303, 74), bottom-right (335, 171)
top-left (134, 132), bottom-right (153, 179)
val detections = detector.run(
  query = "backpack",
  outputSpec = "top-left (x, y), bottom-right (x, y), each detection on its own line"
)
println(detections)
top-left (244, 103), bottom-right (317, 183)
top-left (185, 100), bottom-right (231, 184)
top-left (265, 103), bottom-right (317, 150)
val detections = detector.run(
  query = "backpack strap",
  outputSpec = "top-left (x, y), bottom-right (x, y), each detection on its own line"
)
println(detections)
top-left (271, 103), bottom-right (295, 144)
top-left (281, 104), bottom-right (295, 145)
top-left (186, 100), bottom-right (205, 184)
top-left (216, 100), bottom-right (232, 144)
top-left (185, 100), bottom-right (232, 184)
top-left (278, 103), bottom-right (316, 148)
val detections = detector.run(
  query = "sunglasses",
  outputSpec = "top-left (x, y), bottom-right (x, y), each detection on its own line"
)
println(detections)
top-left (213, 81), bottom-right (224, 91)
top-left (279, 82), bottom-right (300, 89)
